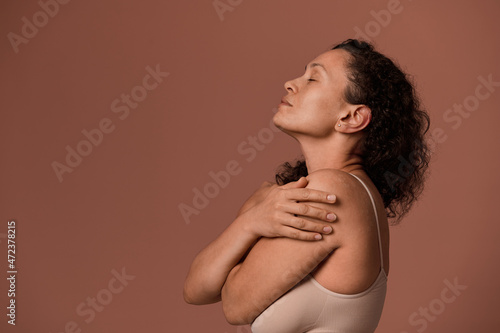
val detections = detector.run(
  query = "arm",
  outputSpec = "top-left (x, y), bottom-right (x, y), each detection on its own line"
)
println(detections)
top-left (183, 214), bottom-right (259, 305)
top-left (236, 181), bottom-right (275, 216)
top-left (221, 236), bottom-right (338, 325)
top-left (183, 178), bottom-right (338, 305)
top-left (220, 170), bottom-right (352, 325)
top-left (184, 181), bottom-right (277, 305)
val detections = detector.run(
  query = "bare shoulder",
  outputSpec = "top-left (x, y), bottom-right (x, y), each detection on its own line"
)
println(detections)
top-left (305, 169), bottom-right (374, 223)
top-left (306, 168), bottom-right (390, 293)
top-left (306, 168), bottom-right (362, 195)
top-left (302, 169), bottom-right (376, 247)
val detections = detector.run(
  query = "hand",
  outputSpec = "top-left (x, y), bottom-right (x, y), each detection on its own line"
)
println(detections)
top-left (240, 177), bottom-right (337, 241)
top-left (237, 181), bottom-right (277, 216)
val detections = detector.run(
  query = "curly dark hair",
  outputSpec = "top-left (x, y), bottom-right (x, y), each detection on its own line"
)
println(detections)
top-left (275, 39), bottom-right (431, 224)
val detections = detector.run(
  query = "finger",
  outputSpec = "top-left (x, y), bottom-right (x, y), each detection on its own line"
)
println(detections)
top-left (280, 177), bottom-right (308, 189)
top-left (285, 188), bottom-right (337, 203)
top-left (282, 202), bottom-right (337, 222)
top-left (285, 215), bottom-right (335, 235)
top-left (280, 224), bottom-right (331, 241)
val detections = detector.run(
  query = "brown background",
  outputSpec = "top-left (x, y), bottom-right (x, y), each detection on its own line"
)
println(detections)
top-left (1, 0), bottom-right (499, 332)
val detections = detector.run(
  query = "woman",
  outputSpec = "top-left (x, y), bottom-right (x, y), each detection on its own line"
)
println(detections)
top-left (184, 39), bottom-right (430, 332)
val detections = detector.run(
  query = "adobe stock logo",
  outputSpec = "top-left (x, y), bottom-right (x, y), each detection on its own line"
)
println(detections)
top-left (7, 0), bottom-right (72, 54)
top-left (49, 267), bottom-right (135, 333)
top-left (51, 64), bottom-right (169, 183)
top-left (353, 0), bottom-right (412, 41)
top-left (213, 0), bottom-right (243, 21)
top-left (179, 110), bottom-right (280, 224)
top-left (401, 277), bottom-right (467, 333)
top-left (384, 73), bottom-right (499, 192)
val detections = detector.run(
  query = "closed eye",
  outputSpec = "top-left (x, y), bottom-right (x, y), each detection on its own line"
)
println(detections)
top-left (307, 78), bottom-right (316, 82)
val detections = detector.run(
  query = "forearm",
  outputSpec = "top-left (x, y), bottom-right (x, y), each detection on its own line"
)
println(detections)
top-left (221, 236), bottom-right (336, 324)
top-left (183, 214), bottom-right (260, 305)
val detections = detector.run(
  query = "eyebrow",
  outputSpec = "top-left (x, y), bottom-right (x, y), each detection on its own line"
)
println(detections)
top-left (305, 62), bottom-right (327, 72)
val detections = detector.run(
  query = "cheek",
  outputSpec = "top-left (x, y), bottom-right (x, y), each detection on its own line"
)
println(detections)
top-left (301, 89), bottom-right (336, 118)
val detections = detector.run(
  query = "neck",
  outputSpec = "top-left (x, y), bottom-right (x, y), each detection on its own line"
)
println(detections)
top-left (297, 134), bottom-right (365, 175)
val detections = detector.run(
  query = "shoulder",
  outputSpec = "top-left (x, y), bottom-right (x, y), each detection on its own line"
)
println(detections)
top-left (305, 169), bottom-right (368, 202)
top-left (306, 168), bottom-right (355, 186)
top-left (305, 169), bottom-right (387, 293)
top-left (305, 169), bottom-right (377, 241)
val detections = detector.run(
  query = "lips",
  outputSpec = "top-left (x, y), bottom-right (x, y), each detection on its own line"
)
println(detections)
top-left (280, 97), bottom-right (292, 106)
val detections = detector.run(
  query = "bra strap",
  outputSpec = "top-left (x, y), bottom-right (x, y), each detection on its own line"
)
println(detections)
top-left (348, 173), bottom-right (384, 271)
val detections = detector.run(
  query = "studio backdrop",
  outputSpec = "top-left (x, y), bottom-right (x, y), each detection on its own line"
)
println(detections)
top-left (1, 0), bottom-right (499, 332)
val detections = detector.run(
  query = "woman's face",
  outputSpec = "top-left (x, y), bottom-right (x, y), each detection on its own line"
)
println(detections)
top-left (274, 49), bottom-right (352, 139)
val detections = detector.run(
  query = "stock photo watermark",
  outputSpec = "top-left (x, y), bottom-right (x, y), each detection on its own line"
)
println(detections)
top-left (51, 64), bottom-right (170, 183)
top-left (178, 109), bottom-right (280, 224)
top-left (384, 73), bottom-right (499, 191)
top-left (213, 0), bottom-right (243, 22)
top-left (400, 276), bottom-right (467, 333)
top-left (7, 0), bottom-right (72, 54)
top-left (353, 0), bottom-right (413, 41)
top-left (49, 267), bottom-right (135, 333)
top-left (6, 221), bottom-right (17, 326)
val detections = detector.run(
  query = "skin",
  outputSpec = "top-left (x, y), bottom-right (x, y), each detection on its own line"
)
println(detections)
top-left (183, 177), bottom-right (338, 305)
top-left (220, 49), bottom-right (390, 324)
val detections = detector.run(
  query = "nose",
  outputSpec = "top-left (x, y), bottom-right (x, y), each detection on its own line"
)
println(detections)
top-left (284, 79), bottom-right (296, 93)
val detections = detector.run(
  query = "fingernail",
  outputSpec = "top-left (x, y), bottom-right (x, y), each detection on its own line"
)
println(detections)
top-left (327, 194), bottom-right (336, 202)
top-left (323, 226), bottom-right (332, 233)
top-left (327, 213), bottom-right (336, 221)
top-left (315, 234), bottom-right (322, 240)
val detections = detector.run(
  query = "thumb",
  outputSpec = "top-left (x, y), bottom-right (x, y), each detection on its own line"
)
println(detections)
top-left (281, 176), bottom-right (308, 189)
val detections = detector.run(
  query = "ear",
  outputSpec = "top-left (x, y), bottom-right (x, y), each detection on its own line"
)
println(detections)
top-left (336, 105), bottom-right (372, 133)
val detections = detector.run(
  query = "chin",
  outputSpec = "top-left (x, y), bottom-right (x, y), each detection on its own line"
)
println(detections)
top-left (273, 111), bottom-right (308, 140)
top-left (273, 113), bottom-right (290, 133)
top-left (273, 123), bottom-right (300, 141)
